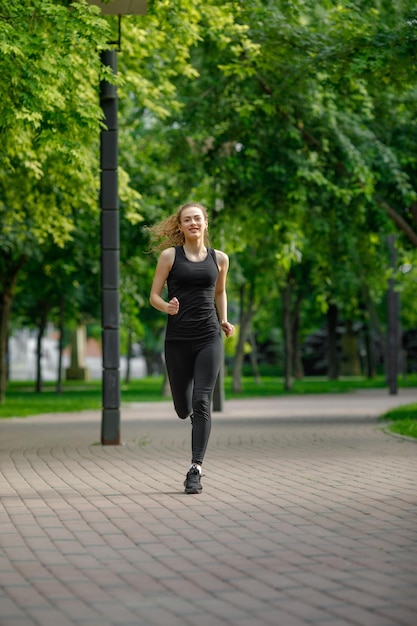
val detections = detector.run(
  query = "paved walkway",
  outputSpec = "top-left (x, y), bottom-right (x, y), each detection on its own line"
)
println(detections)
top-left (1, 389), bottom-right (417, 626)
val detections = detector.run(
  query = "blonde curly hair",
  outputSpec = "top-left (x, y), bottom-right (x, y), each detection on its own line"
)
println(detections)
top-left (146, 202), bottom-right (211, 252)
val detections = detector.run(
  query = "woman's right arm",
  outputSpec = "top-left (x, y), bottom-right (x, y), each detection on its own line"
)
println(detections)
top-left (149, 248), bottom-right (179, 315)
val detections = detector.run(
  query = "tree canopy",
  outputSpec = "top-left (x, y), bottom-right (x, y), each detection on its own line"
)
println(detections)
top-left (2, 0), bottom-right (417, 401)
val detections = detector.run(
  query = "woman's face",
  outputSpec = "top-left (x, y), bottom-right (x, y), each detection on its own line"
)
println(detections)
top-left (179, 206), bottom-right (207, 238)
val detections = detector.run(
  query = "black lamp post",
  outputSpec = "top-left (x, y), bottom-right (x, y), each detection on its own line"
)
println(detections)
top-left (87, 1), bottom-right (147, 444)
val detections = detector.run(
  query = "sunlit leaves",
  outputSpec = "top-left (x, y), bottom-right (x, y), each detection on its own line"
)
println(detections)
top-left (0, 0), bottom-right (109, 246)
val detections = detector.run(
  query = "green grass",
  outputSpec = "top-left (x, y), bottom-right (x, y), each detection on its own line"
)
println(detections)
top-left (225, 375), bottom-right (411, 398)
top-left (0, 377), bottom-right (166, 418)
top-left (0, 388), bottom-right (102, 417)
top-left (380, 403), bottom-right (417, 439)
top-left (1, 375), bottom-right (417, 440)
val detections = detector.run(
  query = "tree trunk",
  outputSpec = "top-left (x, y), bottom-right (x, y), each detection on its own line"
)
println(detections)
top-left (282, 283), bottom-right (293, 391)
top-left (367, 292), bottom-right (384, 374)
top-left (0, 254), bottom-right (25, 403)
top-left (248, 329), bottom-right (261, 384)
top-left (56, 299), bottom-right (65, 394)
top-left (341, 320), bottom-right (361, 376)
top-left (291, 297), bottom-right (304, 380)
top-left (380, 201), bottom-right (417, 247)
top-left (232, 309), bottom-right (252, 392)
top-left (0, 289), bottom-right (13, 404)
top-left (361, 296), bottom-right (377, 379)
top-left (327, 303), bottom-right (339, 380)
top-left (363, 319), bottom-right (376, 378)
top-left (124, 327), bottom-right (133, 385)
top-left (35, 305), bottom-right (50, 393)
top-left (232, 283), bottom-right (256, 393)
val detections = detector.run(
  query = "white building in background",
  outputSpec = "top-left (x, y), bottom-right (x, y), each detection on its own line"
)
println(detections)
top-left (8, 327), bottom-right (147, 382)
top-left (8, 328), bottom-right (63, 381)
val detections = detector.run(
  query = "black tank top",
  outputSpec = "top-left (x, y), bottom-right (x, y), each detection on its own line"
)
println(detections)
top-left (166, 246), bottom-right (221, 341)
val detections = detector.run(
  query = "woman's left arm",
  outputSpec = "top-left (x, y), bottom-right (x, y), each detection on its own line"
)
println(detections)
top-left (214, 250), bottom-right (235, 338)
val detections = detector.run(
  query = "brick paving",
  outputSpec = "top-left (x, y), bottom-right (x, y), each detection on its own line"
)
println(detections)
top-left (0, 388), bottom-right (417, 626)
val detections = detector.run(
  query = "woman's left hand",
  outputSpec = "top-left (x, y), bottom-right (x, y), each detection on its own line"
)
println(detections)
top-left (221, 321), bottom-right (235, 338)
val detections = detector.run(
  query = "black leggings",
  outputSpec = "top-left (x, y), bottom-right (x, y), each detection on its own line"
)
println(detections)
top-left (165, 333), bottom-right (223, 465)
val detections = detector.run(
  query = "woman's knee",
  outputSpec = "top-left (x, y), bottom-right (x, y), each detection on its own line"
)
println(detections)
top-left (192, 394), bottom-right (211, 421)
top-left (173, 401), bottom-right (191, 420)
top-left (176, 410), bottom-right (190, 420)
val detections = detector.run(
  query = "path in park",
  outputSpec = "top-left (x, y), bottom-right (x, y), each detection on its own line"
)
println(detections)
top-left (1, 388), bottom-right (417, 626)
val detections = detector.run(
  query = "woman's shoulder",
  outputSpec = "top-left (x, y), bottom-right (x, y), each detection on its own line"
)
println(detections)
top-left (213, 248), bottom-right (229, 269)
top-left (159, 246), bottom-right (177, 261)
top-left (157, 246), bottom-right (177, 270)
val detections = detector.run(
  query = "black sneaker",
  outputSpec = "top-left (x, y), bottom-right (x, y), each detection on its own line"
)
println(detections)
top-left (184, 466), bottom-right (203, 494)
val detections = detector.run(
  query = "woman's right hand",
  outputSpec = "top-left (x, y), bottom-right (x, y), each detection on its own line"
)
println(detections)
top-left (167, 297), bottom-right (180, 315)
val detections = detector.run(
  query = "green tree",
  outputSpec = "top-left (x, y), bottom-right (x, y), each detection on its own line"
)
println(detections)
top-left (155, 0), bottom-right (417, 387)
top-left (0, 0), bottom-right (110, 401)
